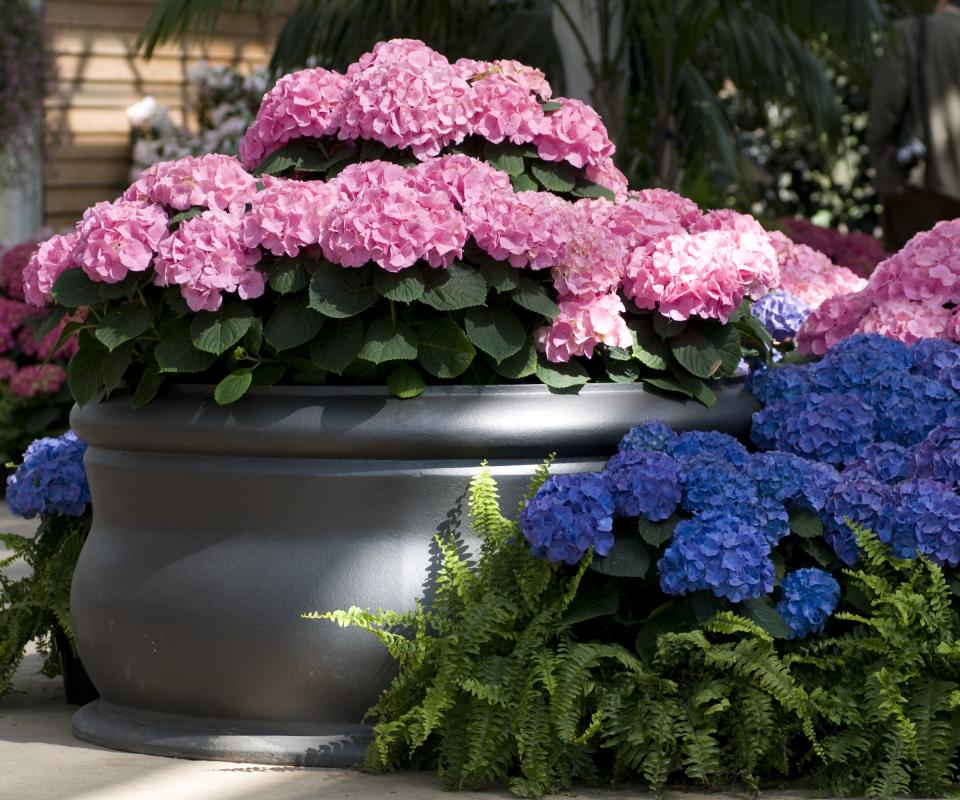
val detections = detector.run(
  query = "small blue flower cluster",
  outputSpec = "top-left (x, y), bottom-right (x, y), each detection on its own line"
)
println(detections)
top-left (6, 431), bottom-right (91, 519)
top-left (603, 450), bottom-right (681, 520)
top-left (776, 568), bottom-right (840, 639)
top-left (751, 289), bottom-right (811, 341)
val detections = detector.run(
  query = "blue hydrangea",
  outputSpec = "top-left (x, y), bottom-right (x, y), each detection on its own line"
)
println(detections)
top-left (657, 510), bottom-right (775, 602)
top-left (930, 347), bottom-right (960, 392)
top-left (823, 477), bottom-right (894, 565)
top-left (776, 568), bottom-right (841, 639)
top-left (844, 442), bottom-right (912, 484)
top-left (811, 335), bottom-right (912, 395)
top-left (911, 338), bottom-right (960, 379)
top-left (911, 420), bottom-right (960, 488)
top-left (602, 450), bottom-right (681, 520)
top-left (666, 430), bottom-right (750, 468)
top-left (863, 373), bottom-right (960, 446)
top-left (750, 402), bottom-right (789, 451)
top-left (800, 461), bottom-right (842, 513)
top-left (776, 393), bottom-right (877, 466)
top-left (747, 365), bottom-right (814, 407)
top-left (521, 473), bottom-right (615, 565)
top-left (748, 451), bottom-right (838, 512)
top-left (737, 494), bottom-right (792, 546)
top-left (617, 421), bottom-right (676, 454)
top-left (751, 289), bottom-right (811, 341)
top-left (680, 457), bottom-right (757, 513)
top-left (883, 479), bottom-right (960, 566)
top-left (6, 431), bottom-right (90, 519)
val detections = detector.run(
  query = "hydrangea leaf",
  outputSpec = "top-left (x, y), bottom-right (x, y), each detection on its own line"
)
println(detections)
top-left (603, 357), bottom-right (639, 384)
top-left (214, 370), bottom-right (254, 406)
top-left (702, 322), bottom-right (743, 375)
top-left (488, 339), bottom-right (537, 379)
top-left (535, 356), bottom-right (589, 388)
top-left (167, 206), bottom-right (205, 227)
top-left (560, 580), bottom-right (619, 626)
top-left (34, 305), bottom-right (68, 339)
top-left (374, 265), bottom-right (426, 303)
top-left (741, 598), bottom-right (789, 639)
top-left (308, 262), bottom-right (379, 318)
top-left (670, 329), bottom-right (723, 379)
top-left (653, 314), bottom-right (686, 339)
top-left (309, 318), bottom-right (364, 374)
top-left (251, 362), bottom-right (286, 386)
top-left (417, 318), bottom-right (476, 378)
top-left (789, 508), bottom-right (825, 539)
top-left (264, 296), bottom-right (325, 351)
top-left (643, 375), bottom-right (694, 400)
top-left (638, 515), bottom-right (680, 548)
top-left (358, 317), bottom-right (419, 364)
top-left (94, 304), bottom-right (153, 352)
top-left (675, 371), bottom-right (718, 407)
top-left (511, 278), bottom-right (559, 320)
top-left (97, 272), bottom-right (144, 301)
top-left (539, 100), bottom-right (564, 113)
top-left (630, 321), bottom-right (670, 371)
top-left (100, 343), bottom-right (135, 395)
top-left (572, 182), bottom-right (616, 202)
top-left (267, 261), bottom-right (309, 295)
top-left (483, 141), bottom-right (526, 176)
top-left (67, 333), bottom-right (105, 406)
top-left (242, 317), bottom-right (263, 355)
top-left (589, 538), bottom-right (649, 577)
top-left (464, 307), bottom-right (525, 363)
top-left (420, 263), bottom-right (488, 311)
top-left (190, 304), bottom-right (255, 355)
top-left (510, 173), bottom-right (538, 192)
top-left (530, 161), bottom-right (577, 193)
top-left (476, 260), bottom-right (521, 293)
top-left (155, 330), bottom-right (218, 374)
top-left (52, 268), bottom-right (101, 308)
top-left (387, 364), bottom-right (427, 399)
top-left (131, 366), bottom-right (162, 409)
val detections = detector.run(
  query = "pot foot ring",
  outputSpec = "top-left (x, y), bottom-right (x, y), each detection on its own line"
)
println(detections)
top-left (72, 701), bottom-right (371, 767)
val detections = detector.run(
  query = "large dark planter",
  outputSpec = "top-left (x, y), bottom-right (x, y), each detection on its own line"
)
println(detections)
top-left (69, 381), bottom-right (758, 766)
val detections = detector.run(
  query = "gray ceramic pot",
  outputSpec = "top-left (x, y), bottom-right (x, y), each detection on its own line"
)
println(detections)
top-left (69, 381), bottom-right (759, 766)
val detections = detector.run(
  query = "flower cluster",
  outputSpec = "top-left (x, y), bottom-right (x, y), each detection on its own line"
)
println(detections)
top-left (602, 450), bottom-right (681, 520)
top-left (6, 431), bottom-right (90, 519)
top-left (751, 289), bottom-right (811, 341)
top-left (776, 568), bottom-right (840, 639)
top-left (770, 231), bottom-right (868, 310)
top-left (778, 216), bottom-right (887, 278)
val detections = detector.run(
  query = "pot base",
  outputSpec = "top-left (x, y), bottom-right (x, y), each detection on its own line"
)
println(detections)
top-left (72, 701), bottom-right (371, 766)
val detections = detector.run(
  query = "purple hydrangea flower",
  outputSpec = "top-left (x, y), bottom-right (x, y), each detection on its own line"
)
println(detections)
top-left (863, 373), bottom-right (960, 446)
top-left (680, 457), bottom-right (757, 513)
top-left (602, 450), bottom-right (681, 520)
top-left (737, 494), bottom-right (792, 546)
top-left (776, 568), bottom-right (841, 639)
top-left (911, 338), bottom-right (960, 379)
top-left (750, 401), bottom-right (791, 451)
top-left (777, 393), bottom-right (877, 466)
top-left (844, 442), bottom-right (912, 484)
top-left (748, 365), bottom-right (814, 407)
top-left (657, 510), bottom-right (775, 602)
top-left (823, 477), bottom-right (894, 565)
top-left (751, 289), bottom-right (811, 341)
top-left (748, 450), bottom-right (838, 512)
top-left (617, 420), bottom-right (676, 454)
top-left (666, 430), bottom-right (750, 468)
top-left (911, 420), bottom-right (960, 488)
top-left (6, 431), bottom-right (91, 519)
top-left (521, 473), bottom-right (615, 565)
top-left (812, 334), bottom-right (912, 395)
top-left (883, 479), bottom-right (960, 566)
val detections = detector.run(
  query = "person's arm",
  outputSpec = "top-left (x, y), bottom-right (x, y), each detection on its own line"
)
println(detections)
top-left (868, 21), bottom-right (913, 195)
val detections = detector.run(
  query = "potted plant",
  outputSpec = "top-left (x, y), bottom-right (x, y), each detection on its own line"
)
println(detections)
top-left (27, 40), bottom-right (781, 764)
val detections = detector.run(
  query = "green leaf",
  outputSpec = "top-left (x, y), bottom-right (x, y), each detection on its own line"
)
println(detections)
top-left (653, 314), bottom-right (686, 338)
top-left (631, 321), bottom-right (670, 370)
top-left (94, 304), bottom-right (153, 352)
top-left (488, 339), bottom-right (537, 379)
top-left (530, 161), bottom-right (576, 192)
top-left (483, 141), bottom-right (526, 176)
top-left (675, 371), bottom-right (718, 407)
top-left (164, 288), bottom-right (191, 317)
top-left (267, 261), bottom-right (309, 294)
top-left (789, 508), bottom-right (824, 539)
top-left (264, 296), bottom-right (324, 351)
top-left (308, 262), bottom-right (379, 318)
top-left (100, 343), bottom-right (134, 395)
top-left (34, 306), bottom-right (68, 338)
top-left (420, 263), bottom-right (488, 311)
top-left (358, 317), bottom-right (418, 364)
top-left (741, 598), bottom-right (789, 639)
top-left (309, 318), bottom-right (364, 374)
top-left (52, 269), bottom-right (101, 308)
top-left (477, 260), bottom-right (521, 293)
top-left (214, 370), bottom-right (254, 405)
top-left (155, 330), bottom-right (217, 374)
top-left (374, 266), bottom-right (426, 303)
top-left (254, 147), bottom-right (298, 176)
top-left (243, 318), bottom-right (263, 355)
top-left (799, 538), bottom-right (837, 569)
top-left (604, 358), bottom-right (639, 383)
top-left (67, 333), bottom-right (105, 406)
top-left (511, 278), bottom-right (559, 320)
top-left (643, 375), bottom-right (694, 399)
top-left (252, 362), bottom-right (285, 386)
top-left (387, 365), bottom-right (427, 399)
top-left (572, 182), bottom-right (616, 201)
top-left (703, 322), bottom-right (743, 375)
top-left (464, 307), bottom-right (525, 363)
top-left (561, 580), bottom-right (619, 626)
top-left (539, 100), bottom-right (564, 113)
top-left (417, 318), bottom-right (476, 378)
top-left (167, 206), bottom-right (205, 227)
top-left (535, 356), bottom-right (589, 388)
top-left (510, 173), bottom-right (538, 192)
top-left (190, 304), bottom-right (255, 355)
top-left (132, 366), bottom-right (162, 409)
top-left (97, 272), bottom-right (143, 301)
top-left (590, 538), bottom-right (650, 578)
top-left (670, 328), bottom-right (724, 379)
top-left (639, 515), bottom-right (680, 548)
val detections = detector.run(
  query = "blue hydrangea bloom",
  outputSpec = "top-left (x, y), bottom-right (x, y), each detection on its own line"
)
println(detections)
top-left (812, 335), bottom-right (912, 395)
top-left (800, 461), bottom-right (842, 513)
top-left (844, 442), bottom-right (912, 484)
top-left (911, 338), bottom-right (959, 378)
top-left (777, 393), bottom-right (877, 466)
top-left (6, 431), bottom-right (90, 519)
top-left (680, 457), bottom-right (757, 513)
top-left (617, 421), bottom-right (676, 454)
top-left (751, 289), bottom-right (811, 341)
top-left (748, 451), bottom-right (838, 512)
top-left (864, 373), bottom-right (960, 446)
top-left (884, 479), bottom-right (960, 566)
top-left (747, 365), bottom-right (814, 407)
top-left (777, 568), bottom-right (841, 639)
top-left (823, 477), bottom-right (894, 565)
top-left (602, 450), bottom-right (681, 520)
top-left (738, 495), bottom-right (792, 546)
top-left (521, 473), bottom-right (615, 565)
top-left (657, 510), bottom-right (775, 602)
top-left (751, 402), bottom-right (791, 451)
top-left (666, 430), bottom-right (750, 468)
top-left (911, 420), bottom-right (960, 488)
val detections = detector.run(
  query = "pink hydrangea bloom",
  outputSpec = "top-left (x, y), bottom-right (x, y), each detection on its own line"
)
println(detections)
top-left (73, 199), bottom-right (169, 284)
top-left (241, 176), bottom-right (339, 257)
top-left (628, 189), bottom-right (703, 229)
top-left (154, 208), bottom-right (263, 312)
top-left (412, 154), bottom-right (511, 209)
top-left (552, 220), bottom-right (626, 296)
top-left (17, 316), bottom-right (79, 361)
top-left (339, 39), bottom-right (474, 159)
top-left (23, 232), bottom-right (77, 307)
top-left (126, 154), bottom-right (257, 212)
top-left (469, 73), bottom-right (544, 145)
top-left (0, 239), bottom-right (38, 301)
top-left (796, 290), bottom-right (874, 355)
top-left (0, 357), bottom-right (16, 381)
top-left (584, 191), bottom-right (697, 253)
top-left (583, 158), bottom-right (629, 198)
top-left (771, 231), bottom-right (867, 308)
top-left (331, 160), bottom-right (411, 200)
top-left (0, 298), bottom-right (34, 353)
top-left (690, 209), bottom-right (780, 300)
top-left (858, 298), bottom-right (953, 344)
top-left (535, 292), bottom-right (632, 362)
top-left (455, 58), bottom-right (553, 99)
top-left (533, 97), bottom-right (614, 169)
top-left (870, 218), bottom-right (960, 304)
top-left (464, 189), bottom-right (576, 269)
top-left (239, 68), bottom-right (349, 169)
top-left (322, 164), bottom-right (467, 271)
top-left (779, 216), bottom-right (887, 277)
top-left (9, 364), bottom-right (66, 398)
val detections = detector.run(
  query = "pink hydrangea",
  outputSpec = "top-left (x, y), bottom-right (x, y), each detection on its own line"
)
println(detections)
top-left (73, 199), bottom-right (169, 284)
top-left (0, 239), bottom-right (38, 301)
top-left (535, 292), bottom-right (632, 362)
top-left (533, 97), bottom-right (614, 169)
top-left (239, 68), bottom-right (349, 169)
top-left (690, 209), bottom-right (780, 300)
top-left (9, 364), bottom-right (66, 398)
top-left (858, 299), bottom-right (953, 344)
top-left (584, 191), bottom-right (698, 253)
top-left (583, 157), bottom-right (629, 198)
top-left (771, 231), bottom-right (867, 308)
top-left (464, 189), bottom-right (576, 269)
top-left (469, 73), bottom-right (544, 145)
top-left (241, 176), bottom-right (339, 257)
top-left (322, 164), bottom-right (467, 271)
top-left (796, 290), bottom-right (874, 355)
top-left (412, 154), bottom-right (512, 209)
top-left (23, 232), bottom-right (77, 307)
top-left (339, 39), bottom-right (474, 159)
top-left (126, 154), bottom-right (257, 212)
top-left (455, 58), bottom-right (553, 99)
top-left (331, 160), bottom-right (411, 200)
top-left (869, 218), bottom-right (960, 305)
top-left (154, 208), bottom-right (263, 312)
top-left (779, 216), bottom-right (887, 277)
top-left (552, 220), bottom-right (626, 297)
top-left (624, 230), bottom-right (745, 323)
top-left (0, 298), bottom-right (34, 353)
top-left (0, 357), bottom-right (16, 381)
